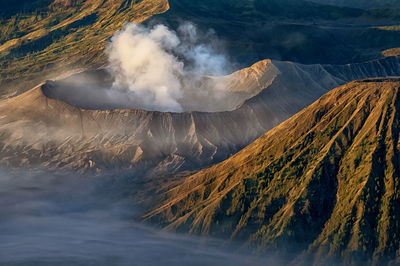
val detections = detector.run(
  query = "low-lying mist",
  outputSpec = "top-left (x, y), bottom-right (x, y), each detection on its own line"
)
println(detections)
top-left (0, 169), bottom-right (274, 266)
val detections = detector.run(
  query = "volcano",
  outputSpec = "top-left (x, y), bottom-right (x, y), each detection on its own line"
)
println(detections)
top-left (145, 78), bottom-right (400, 265)
top-left (0, 57), bottom-right (399, 176)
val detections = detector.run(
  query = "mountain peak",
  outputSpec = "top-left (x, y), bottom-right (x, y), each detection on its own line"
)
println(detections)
top-left (145, 78), bottom-right (400, 265)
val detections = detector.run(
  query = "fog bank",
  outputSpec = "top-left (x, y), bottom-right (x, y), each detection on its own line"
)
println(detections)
top-left (0, 169), bottom-right (276, 266)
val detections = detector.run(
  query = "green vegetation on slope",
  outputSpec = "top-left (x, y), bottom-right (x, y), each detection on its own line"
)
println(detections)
top-left (0, 0), bottom-right (169, 97)
top-left (145, 79), bottom-right (400, 265)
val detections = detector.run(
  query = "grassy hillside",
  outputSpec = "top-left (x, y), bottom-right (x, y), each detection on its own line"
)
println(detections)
top-left (0, 0), bottom-right (169, 98)
top-left (145, 79), bottom-right (400, 265)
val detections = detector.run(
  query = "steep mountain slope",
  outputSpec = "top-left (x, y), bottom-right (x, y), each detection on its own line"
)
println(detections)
top-left (2, 0), bottom-right (400, 99)
top-left (149, 0), bottom-right (400, 66)
top-left (0, 57), bottom-right (399, 175)
top-left (0, 0), bottom-right (169, 98)
top-left (163, 0), bottom-right (364, 20)
top-left (145, 79), bottom-right (400, 265)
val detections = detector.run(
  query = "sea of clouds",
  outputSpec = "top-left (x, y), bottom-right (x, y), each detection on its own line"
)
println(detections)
top-left (0, 169), bottom-right (278, 266)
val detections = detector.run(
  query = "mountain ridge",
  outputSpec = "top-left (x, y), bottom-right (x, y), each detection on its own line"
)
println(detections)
top-left (2, 0), bottom-right (400, 98)
top-left (144, 78), bottom-right (400, 265)
top-left (1, 57), bottom-right (399, 176)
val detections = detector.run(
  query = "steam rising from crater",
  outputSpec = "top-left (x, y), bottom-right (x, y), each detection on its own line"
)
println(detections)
top-left (44, 23), bottom-right (255, 112)
top-left (106, 23), bottom-right (231, 112)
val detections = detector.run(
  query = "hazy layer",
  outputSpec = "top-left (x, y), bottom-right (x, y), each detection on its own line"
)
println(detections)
top-left (0, 169), bottom-right (275, 266)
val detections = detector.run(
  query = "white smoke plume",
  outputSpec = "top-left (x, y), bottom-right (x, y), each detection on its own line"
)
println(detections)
top-left (106, 22), bottom-right (230, 112)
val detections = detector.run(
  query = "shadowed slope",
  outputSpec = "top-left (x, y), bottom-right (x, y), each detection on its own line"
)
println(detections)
top-left (145, 79), bottom-right (400, 265)
top-left (2, 0), bottom-right (400, 98)
top-left (148, 0), bottom-right (400, 67)
top-left (310, 0), bottom-right (400, 9)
